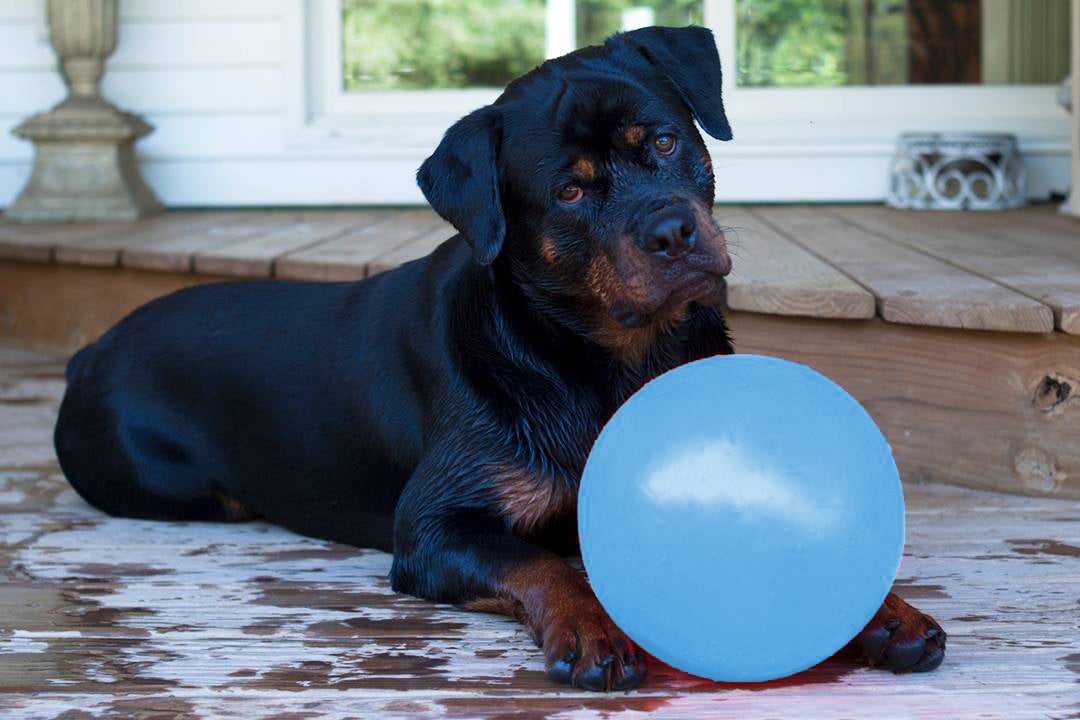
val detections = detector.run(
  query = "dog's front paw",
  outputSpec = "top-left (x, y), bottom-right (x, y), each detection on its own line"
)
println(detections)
top-left (854, 592), bottom-right (946, 672)
top-left (538, 601), bottom-right (648, 691)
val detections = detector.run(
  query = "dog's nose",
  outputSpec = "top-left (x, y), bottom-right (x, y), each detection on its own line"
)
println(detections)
top-left (639, 210), bottom-right (696, 259)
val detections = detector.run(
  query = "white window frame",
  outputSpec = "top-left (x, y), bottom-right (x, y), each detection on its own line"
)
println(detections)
top-left (283, 0), bottom-right (1072, 204)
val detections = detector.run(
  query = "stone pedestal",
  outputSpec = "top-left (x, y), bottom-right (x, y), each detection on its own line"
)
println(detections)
top-left (6, 0), bottom-right (162, 222)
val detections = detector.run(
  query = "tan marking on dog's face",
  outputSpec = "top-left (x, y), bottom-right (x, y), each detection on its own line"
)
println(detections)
top-left (539, 235), bottom-right (559, 264)
top-left (571, 156), bottom-right (596, 182)
top-left (586, 244), bottom-right (654, 309)
top-left (624, 124), bottom-right (646, 147)
top-left (584, 251), bottom-right (684, 364)
top-left (592, 310), bottom-right (687, 365)
top-left (689, 201), bottom-right (732, 274)
top-left (585, 252), bottom-right (620, 307)
top-left (580, 204), bottom-right (730, 364)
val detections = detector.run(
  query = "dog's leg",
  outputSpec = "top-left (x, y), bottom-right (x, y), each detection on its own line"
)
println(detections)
top-left (391, 474), bottom-right (647, 691)
top-left (842, 592), bottom-right (946, 672)
top-left (466, 553), bottom-right (647, 691)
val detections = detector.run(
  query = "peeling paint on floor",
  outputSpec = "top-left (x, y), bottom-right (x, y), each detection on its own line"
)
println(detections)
top-left (1, 345), bottom-right (1078, 719)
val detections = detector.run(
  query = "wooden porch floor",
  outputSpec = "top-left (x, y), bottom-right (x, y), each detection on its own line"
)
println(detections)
top-left (0, 344), bottom-right (1078, 718)
top-left (1, 203), bottom-right (1079, 335)
top-left (1, 203), bottom-right (1080, 503)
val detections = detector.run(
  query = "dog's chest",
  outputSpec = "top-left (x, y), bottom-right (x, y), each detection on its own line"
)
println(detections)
top-left (492, 385), bottom-right (629, 547)
top-left (485, 338), bottom-right (720, 550)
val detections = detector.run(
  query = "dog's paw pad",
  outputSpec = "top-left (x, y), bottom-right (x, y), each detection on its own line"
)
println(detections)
top-left (856, 594), bottom-right (946, 673)
top-left (540, 607), bottom-right (648, 691)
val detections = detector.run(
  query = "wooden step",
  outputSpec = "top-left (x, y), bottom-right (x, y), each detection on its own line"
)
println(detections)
top-left (4, 203), bottom-right (1075, 334)
top-left (2, 204), bottom-right (1079, 499)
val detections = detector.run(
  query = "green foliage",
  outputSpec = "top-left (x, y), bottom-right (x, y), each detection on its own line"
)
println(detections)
top-left (738, 0), bottom-right (847, 86)
top-left (342, 0), bottom-right (705, 90)
top-left (736, 0), bottom-right (907, 87)
top-left (342, 1), bottom-right (1070, 91)
top-left (576, 0), bottom-right (703, 48)
top-left (342, 0), bottom-right (546, 90)
top-left (738, 0), bottom-right (907, 87)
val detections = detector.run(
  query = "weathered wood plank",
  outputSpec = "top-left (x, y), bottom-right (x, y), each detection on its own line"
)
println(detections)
top-left (718, 207), bottom-right (876, 319)
top-left (1, 344), bottom-right (1078, 718)
top-left (729, 310), bottom-right (1080, 498)
top-left (193, 214), bottom-right (365, 278)
top-left (6, 254), bottom-right (1080, 503)
top-left (122, 212), bottom-right (296, 273)
top-left (0, 220), bottom-right (125, 263)
top-left (0, 261), bottom-right (238, 353)
top-left (366, 220), bottom-right (455, 276)
top-left (52, 211), bottom-right (226, 267)
top-left (1022, 202), bottom-right (1080, 232)
top-left (275, 209), bottom-right (444, 281)
top-left (751, 206), bottom-right (1055, 333)
top-left (831, 205), bottom-right (1080, 335)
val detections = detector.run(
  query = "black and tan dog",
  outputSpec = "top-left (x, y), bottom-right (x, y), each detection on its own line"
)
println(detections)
top-left (54, 26), bottom-right (944, 691)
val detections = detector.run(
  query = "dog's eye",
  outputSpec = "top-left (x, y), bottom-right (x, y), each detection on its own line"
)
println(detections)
top-left (654, 133), bottom-right (677, 155)
top-left (557, 184), bottom-right (584, 204)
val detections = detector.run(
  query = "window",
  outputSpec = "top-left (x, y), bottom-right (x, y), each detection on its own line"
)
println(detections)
top-left (340, 0), bottom-right (704, 91)
top-left (286, 0), bottom-right (1072, 204)
top-left (736, 0), bottom-right (1071, 87)
top-left (341, 0), bottom-right (547, 90)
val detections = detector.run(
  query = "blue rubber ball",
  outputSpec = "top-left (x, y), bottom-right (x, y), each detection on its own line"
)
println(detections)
top-left (578, 354), bottom-right (904, 682)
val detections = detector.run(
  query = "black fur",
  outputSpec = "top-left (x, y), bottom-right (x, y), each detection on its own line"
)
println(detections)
top-left (54, 25), bottom-right (738, 690)
top-left (56, 24), bottom-right (735, 579)
top-left (417, 107), bottom-right (505, 265)
top-left (615, 26), bottom-right (733, 141)
top-left (55, 26), bottom-right (947, 691)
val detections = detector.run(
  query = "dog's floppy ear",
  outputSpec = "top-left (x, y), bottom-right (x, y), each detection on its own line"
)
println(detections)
top-left (417, 106), bottom-right (505, 265)
top-left (615, 26), bottom-right (733, 141)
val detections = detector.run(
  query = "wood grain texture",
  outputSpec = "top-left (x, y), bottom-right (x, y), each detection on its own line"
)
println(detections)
top-left (273, 209), bottom-right (444, 281)
top-left (122, 212), bottom-right (298, 273)
top-left (718, 207), bottom-right (876, 319)
top-left (0, 220), bottom-right (126, 263)
top-left (729, 310), bottom-right (1080, 499)
top-left (8, 205), bottom-right (1076, 333)
top-left (52, 211), bottom-right (226, 267)
top-left (193, 213), bottom-right (369, 278)
top-left (0, 262), bottom-right (238, 353)
top-left (831, 205), bottom-right (1080, 335)
top-left (751, 206), bottom-right (1054, 333)
top-left (1023, 202), bottom-right (1080, 232)
top-left (0, 344), bottom-right (1077, 719)
top-left (5, 253), bottom-right (1080, 502)
top-left (366, 221), bottom-right (455, 276)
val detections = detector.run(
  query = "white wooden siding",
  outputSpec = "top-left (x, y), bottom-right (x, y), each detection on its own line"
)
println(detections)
top-left (0, 0), bottom-right (1073, 207)
top-left (0, 0), bottom-right (291, 208)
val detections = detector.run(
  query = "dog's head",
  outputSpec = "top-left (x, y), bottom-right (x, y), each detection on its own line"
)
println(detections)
top-left (418, 26), bottom-right (733, 357)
